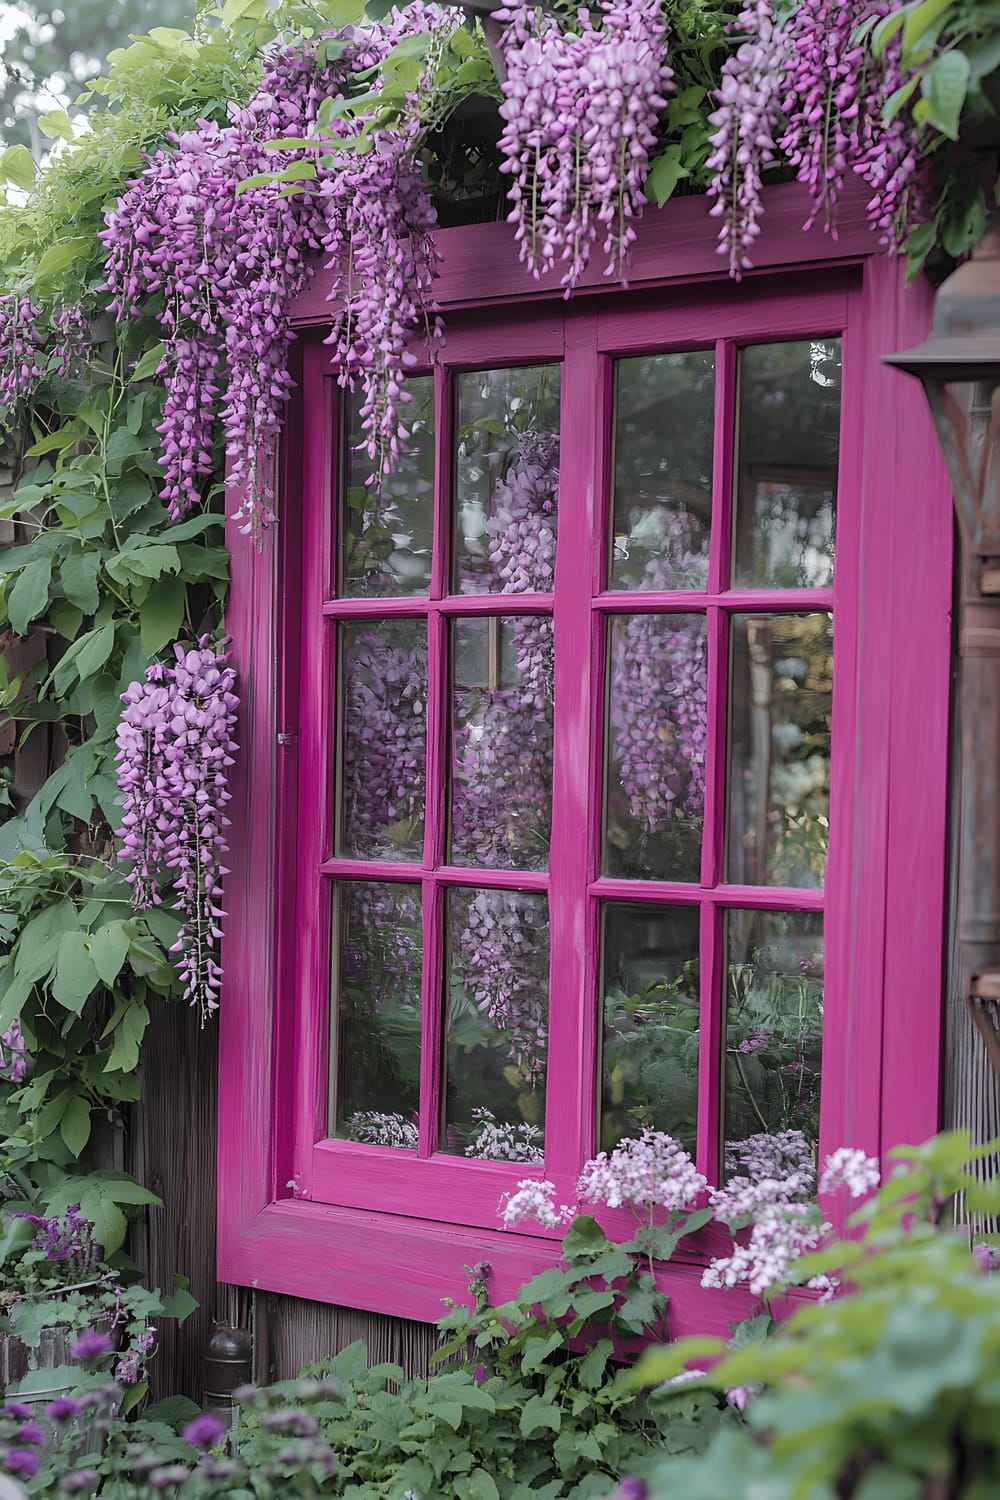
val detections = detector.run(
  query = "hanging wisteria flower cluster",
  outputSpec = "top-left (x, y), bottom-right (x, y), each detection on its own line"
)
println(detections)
top-left (0, 296), bottom-right (88, 428)
top-left (101, 7), bottom-right (454, 534)
top-left (115, 639), bottom-right (239, 1022)
top-left (706, 0), bottom-right (924, 277)
top-left (496, 0), bottom-right (672, 291)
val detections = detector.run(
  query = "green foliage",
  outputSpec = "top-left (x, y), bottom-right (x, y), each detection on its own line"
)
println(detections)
top-left (633, 1132), bottom-right (1000, 1499)
top-left (54, 1237), bottom-right (734, 1498)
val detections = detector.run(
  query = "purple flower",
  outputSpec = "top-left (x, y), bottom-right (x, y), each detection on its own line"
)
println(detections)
top-left (15, 1422), bottom-right (44, 1445)
top-left (973, 1242), bottom-right (1000, 1274)
top-left (47, 1397), bottom-right (83, 1421)
top-left (60, 1471), bottom-right (99, 1495)
top-left (473, 1366), bottom-right (488, 1386)
top-left (149, 1465), bottom-right (192, 1490)
top-left (183, 1412), bottom-right (227, 1450)
top-left (72, 1331), bottom-right (112, 1360)
top-left (614, 1481), bottom-right (649, 1500)
top-left (2, 1405), bottom-right (33, 1421)
top-left (115, 640), bottom-right (239, 1022)
top-left (4, 1448), bottom-right (41, 1477)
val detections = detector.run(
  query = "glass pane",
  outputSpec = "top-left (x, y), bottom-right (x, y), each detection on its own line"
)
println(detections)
top-left (454, 365), bottom-right (561, 595)
top-left (339, 619), bottom-right (427, 861)
top-left (342, 376), bottom-right (435, 597)
top-left (726, 613), bottom-right (832, 888)
top-left (733, 340), bottom-right (841, 589)
top-left (601, 904), bottom-right (700, 1157)
top-left (443, 888), bottom-right (549, 1161)
top-left (329, 882), bottom-right (423, 1145)
top-left (723, 909), bottom-right (823, 1163)
top-left (610, 351), bottom-right (714, 592)
top-left (604, 613), bottom-right (708, 881)
top-left (450, 616), bottom-right (553, 871)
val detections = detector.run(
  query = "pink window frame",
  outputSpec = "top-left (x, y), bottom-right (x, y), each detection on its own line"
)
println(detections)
top-left (218, 181), bottom-right (952, 1337)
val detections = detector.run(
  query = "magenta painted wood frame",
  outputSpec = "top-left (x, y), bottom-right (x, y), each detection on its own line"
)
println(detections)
top-left (219, 182), bottom-right (953, 1330)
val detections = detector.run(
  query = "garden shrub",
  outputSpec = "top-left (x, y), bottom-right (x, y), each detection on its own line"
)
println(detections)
top-left (634, 1132), bottom-right (1000, 1500)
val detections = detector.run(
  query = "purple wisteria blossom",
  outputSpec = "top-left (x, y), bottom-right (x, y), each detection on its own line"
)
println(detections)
top-left (706, 0), bottom-right (787, 278)
top-left (497, 0), bottom-right (672, 291)
top-left (13, 1205), bottom-right (99, 1280)
top-left (101, 9), bottom-right (453, 533)
top-left (115, 639), bottom-right (238, 1021)
top-left (0, 1020), bottom-right (32, 1084)
top-left (706, 0), bottom-right (927, 271)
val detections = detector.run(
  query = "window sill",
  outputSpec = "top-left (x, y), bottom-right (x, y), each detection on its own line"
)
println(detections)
top-left (220, 1196), bottom-right (771, 1336)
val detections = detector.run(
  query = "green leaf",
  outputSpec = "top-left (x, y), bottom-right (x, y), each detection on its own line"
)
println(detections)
top-left (59, 1095), bottom-right (92, 1157)
top-left (104, 1001), bottom-right (150, 1074)
top-left (461, 1471), bottom-right (500, 1500)
top-left (520, 1395), bottom-right (561, 1438)
top-left (74, 621), bottom-right (115, 681)
top-left (52, 930), bottom-right (101, 1014)
top-left (106, 544), bottom-right (181, 583)
top-left (34, 238), bottom-right (91, 282)
top-left (119, 1381), bottom-right (150, 1418)
top-left (132, 341), bottom-right (167, 382)
top-left (144, 1395), bottom-right (202, 1426)
top-left (562, 1214), bottom-right (608, 1261)
top-left (901, 0), bottom-right (955, 59)
top-left (646, 145), bottom-right (689, 207)
top-left (24, 425), bottom-right (86, 458)
top-left (81, 1192), bottom-right (128, 1256)
top-left (141, 575), bottom-right (187, 655)
top-left (0, 145), bottom-right (34, 190)
top-left (921, 48), bottom-right (970, 139)
top-left (60, 551), bottom-right (101, 614)
top-left (7, 557), bottom-right (52, 635)
top-left (38, 109), bottom-right (75, 142)
top-left (89, 923), bottom-right (132, 987)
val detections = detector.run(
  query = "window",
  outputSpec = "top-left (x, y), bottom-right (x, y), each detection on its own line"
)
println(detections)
top-left (219, 186), bottom-right (953, 1328)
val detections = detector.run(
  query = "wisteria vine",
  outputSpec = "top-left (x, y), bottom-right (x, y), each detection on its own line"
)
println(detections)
top-left (497, 0), bottom-right (672, 291)
top-left (101, 7), bottom-right (454, 535)
top-left (707, 0), bottom-right (925, 277)
top-left (114, 639), bottom-right (239, 1022)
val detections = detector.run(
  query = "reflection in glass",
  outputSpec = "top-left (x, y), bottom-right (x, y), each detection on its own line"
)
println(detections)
top-left (450, 616), bottom-right (553, 871)
top-left (605, 613), bottom-right (708, 881)
top-left (734, 340), bottom-right (841, 589)
top-left (443, 888), bottom-right (549, 1161)
top-left (454, 364), bottom-right (561, 595)
top-left (339, 619), bottom-right (427, 861)
top-left (610, 351), bottom-right (714, 591)
top-left (724, 909), bottom-right (823, 1160)
top-left (329, 882), bottom-right (423, 1144)
top-left (601, 904), bottom-right (700, 1157)
top-left (727, 613), bottom-right (832, 888)
top-left (342, 376), bottom-right (435, 597)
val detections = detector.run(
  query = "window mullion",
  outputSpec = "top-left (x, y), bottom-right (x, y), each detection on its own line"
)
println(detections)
top-left (545, 310), bottom-right (605, 1178)
top-left (708, 339), bottom-right (737, 595)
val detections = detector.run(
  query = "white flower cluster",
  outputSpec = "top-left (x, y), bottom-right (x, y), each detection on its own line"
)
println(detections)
top-left (346, 1112), bottom-right (419, 1150)
top-left (702, 1201), bottom-right (830, 1299)
top-left (465, 1111), bottom-right (544, 1165)
top-left (818, 1146), bottom-right (881, 1199)
top-left (499, 1179), bottom-right (575, 1230)
top-left (577, 1129), bottom-right (708, 1213)
top-left (703, 1135), bottom-right (879, 1299)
